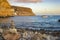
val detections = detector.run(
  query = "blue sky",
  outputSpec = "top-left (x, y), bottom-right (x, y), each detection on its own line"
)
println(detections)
top-left (8, 0), bottom-right (60, 15)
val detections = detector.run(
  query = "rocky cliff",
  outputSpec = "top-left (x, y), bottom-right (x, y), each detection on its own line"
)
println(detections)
top-left (12, 6), bottom-right (35, 16)
top-left (0, 0), bottom-right (14, 17)
top-left (0, 0), bottom-right (35, 17)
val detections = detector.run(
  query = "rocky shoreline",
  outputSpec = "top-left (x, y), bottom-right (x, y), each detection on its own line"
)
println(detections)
top-left (0, 20), bottom-right (60, 40)
top-left (17, 29), bottom-right (60, 40)
top-left (0, 28), bottom-right (60, 40)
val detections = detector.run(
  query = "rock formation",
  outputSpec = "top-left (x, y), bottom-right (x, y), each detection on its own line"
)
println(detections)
top-left (12, 6), bottom-right (35, 16)
top-left (1, 20), bottom-right (21, 40)
top-left (0, 0), bottom-right (35, 17)
top-left (0, 0), bottom-right (14, 17)
top-left (58, 19), bottom-right (60, 22)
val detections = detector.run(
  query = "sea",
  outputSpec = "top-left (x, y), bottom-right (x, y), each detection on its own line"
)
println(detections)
top-left (0, 15), bottom-right (60, 30)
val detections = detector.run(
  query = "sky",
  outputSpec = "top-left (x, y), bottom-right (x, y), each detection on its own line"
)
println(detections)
top-left (8, 0), bottom-right (60, 15)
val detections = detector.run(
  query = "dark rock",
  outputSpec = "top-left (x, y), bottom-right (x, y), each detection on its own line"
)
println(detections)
top-left (58, 20), bottom-right (60, 22)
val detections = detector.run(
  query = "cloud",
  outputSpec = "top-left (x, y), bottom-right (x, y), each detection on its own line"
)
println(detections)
top-left (14, 0), bottom-right (42, 3)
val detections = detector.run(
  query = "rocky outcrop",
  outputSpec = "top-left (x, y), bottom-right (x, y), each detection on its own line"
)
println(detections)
top-left (58, 19), bottom-right (60, 22)
top-left (0, 0), bottom-right (14, 17)
top-left (0, 20), bottom-right (21, 40)
top-left (0, 0), bottom-right (35, 17)
top-left (12, 6), bottom-right (35, 16)
top-left (2, 32), bottom-right (20, 40)
top-left (0, 9), bottom-right (14, 17)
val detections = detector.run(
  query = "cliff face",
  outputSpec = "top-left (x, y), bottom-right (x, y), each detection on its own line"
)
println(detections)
top-left (0, 9), bottom-right (14, 17)
top-left (0, 0), bottom-right (14, 17)
top-left (0, 0), bottom-right (35, 17)
top-left (0, 0), bottom-right (11, 8)
top-left (12, 6), bottom-right (35, 16)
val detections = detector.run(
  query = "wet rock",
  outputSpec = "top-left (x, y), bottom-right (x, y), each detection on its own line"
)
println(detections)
top-left (58, 19), bottom-right (60, 22)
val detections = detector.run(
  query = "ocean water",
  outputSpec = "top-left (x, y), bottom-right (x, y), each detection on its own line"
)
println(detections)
top-left (0, 15), bottom-right (60, 30)
top-left (10, 15), bottom-right (60, 30)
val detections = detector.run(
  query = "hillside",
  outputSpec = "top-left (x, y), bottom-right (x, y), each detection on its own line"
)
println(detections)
top-left (0, 0), bottom-right (35, 17)
top-left (12, 6), bottom-right (35, 16)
